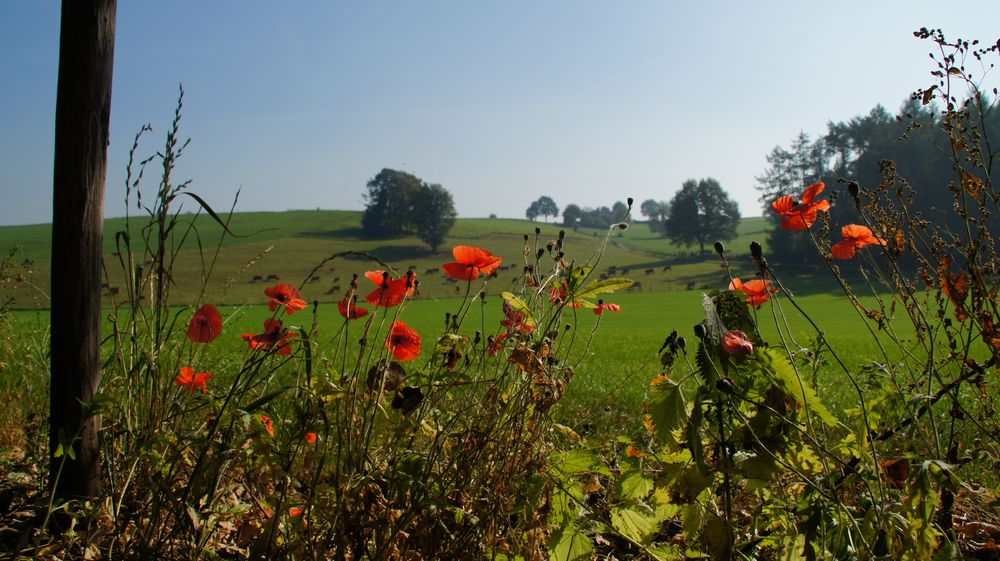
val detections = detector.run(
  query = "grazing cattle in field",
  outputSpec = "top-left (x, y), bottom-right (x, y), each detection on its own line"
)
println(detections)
top-left (608, 266), bottom-right (617, 275)
top-left (628, 281), bottom-right (642, 291)
top-left (621, 268), bottom-right (629, 275)
top-left (686, 281), bottom-right (696, 290)
top-left (266, 274), bottom-right (280, 281)
top-left (251, 275), bottom-right (263, 283)
top-left (408, 264), bottom-right (417, 271)
top-left (662, 265), bottom-right (672, 272)
top-left (109, 286), bottom-right (120, 295)
top-left (328, 267), bottom-right (336, 272)
top-left (310, 276), bottom-right (321, 283)
top-left (101, 283), bottom-right (109, 290)
top-left (598, 273), bottom-right (608, 281)
top-left (425, 268), bottom-right (438, 275)
top-left (645, 268), bottom-right (655, 275)
top-left (326, 285), bottom-right (341, 294)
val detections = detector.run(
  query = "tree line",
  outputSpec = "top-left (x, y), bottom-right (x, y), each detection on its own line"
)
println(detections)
top-left (527, 179), bottom-right (742, 256)
top-left (756, 95), bottom-right (1000, 263)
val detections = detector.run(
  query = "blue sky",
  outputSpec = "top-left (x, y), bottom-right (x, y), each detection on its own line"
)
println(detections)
top-left (1, 2), bottom-right (998, 226)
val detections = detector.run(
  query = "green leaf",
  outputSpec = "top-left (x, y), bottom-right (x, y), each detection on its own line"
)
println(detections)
top-left (649, 378), bottom-right (688, 443)
top-left (756, 348), bottom-right (838, 427)
top-left (549, 527), bottom-right (594, 561)
top-left (500, 292), bottom-right (537, 328)
top-left (552, 449), bottom-right (609, 476)
top-left (617, 471), bottom-right (654, 503)
top-left (611, 504), bottom-right (662, 544)
top-left (241, 386), bottom-right (295, 413)
top-left (574, 277), bottom-right (635, 301)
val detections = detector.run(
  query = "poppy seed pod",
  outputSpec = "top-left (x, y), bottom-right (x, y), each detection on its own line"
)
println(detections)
top-left (714, 241), bottom-right (725, 256)
top-left (535, 227), bottom-right (541, 235)
top-left (693, 323), bottom-right (707, 339)
top-left (627, 197), bottom-right (633, 207)
top-left (750, 241), bottom-right (763, 261)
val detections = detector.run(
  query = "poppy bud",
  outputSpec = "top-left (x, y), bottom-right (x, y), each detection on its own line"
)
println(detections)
top-left (716, 377), bottom-right (736, 394)
top-left (693, 323), bottom-right (707, 339)
top-left (714, 241), bottom-right (725, 256)
top-left (535, 227), bottom-right (541, 235)
top-left (536, 248), bottom-right (545, 259)
top-left (750, 241), bottom-right (763, 261)
top-left (523, 234), bottom-right (529, 241)
top-left (848, 181), bottom-right (860, 198)
top-left (627, 197), bottom-right (634, 207)
top-left (473, 331), bottom-right (481, 345)
top-left (617, 222), bottom-right (628, 230)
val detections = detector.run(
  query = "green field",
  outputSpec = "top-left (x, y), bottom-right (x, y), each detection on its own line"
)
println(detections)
top-left (6, 287), bottom-right (903, 440)
top-left (2, 210), bottom-right (908, 439)
top-left (1, 210), bottom-right (782, 309)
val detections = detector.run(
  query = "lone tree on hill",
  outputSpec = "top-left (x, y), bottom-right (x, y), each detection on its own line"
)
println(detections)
top-left (361, 168), bottom-right (457, 250)
top-left (664, 178), bottom-right (741, 256)
top-left (527, 196), bottom-right (558, 222)
top-left (412, 183), bottom-right (457, 252)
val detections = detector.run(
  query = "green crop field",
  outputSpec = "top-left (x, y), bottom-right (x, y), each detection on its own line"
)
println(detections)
top-left (6, 286), bottom-right (902, 440)
top-left (2, 210), bottom-right (905, 439)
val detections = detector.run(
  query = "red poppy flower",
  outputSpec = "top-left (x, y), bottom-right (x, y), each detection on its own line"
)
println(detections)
top-left (549, 282), bottom-right (583, 308)
top-left (304, 432), bottom-right (317, 444)
top-left (337, 295), bottom-right (369, 320)
top-left (386, 320), bottom-right (422, 361)
top-left (593, 302), bottom-right (622, 316)
top-left (288, 507), bottom-right (304, 517)
top-left (729, 277), bottom-right (778, 308)
top-left (364, 271), bottom-right (415, 308)
top-left (264, 283), bottom-right (308, 315)
top-left (771, 182), bottom-right (831, 230)
top-left (442, 246), bottom-right (504, 281)
top-left (242, 319), bottom-right (296, 355)
top-left (260, 415), bottom-right (275, 437)
top-left (486, 332), bottom-right (509, 356)
top-left (176, 366), bottom-right (214, 394)
top-left (831, 224), bottom-right (885, 260)
top-left (501, 301), bottom-right (534, 334)
top-left (187, 304), bottom-right (223, 343)
top-left (722, 330), bottom-right (754, 356)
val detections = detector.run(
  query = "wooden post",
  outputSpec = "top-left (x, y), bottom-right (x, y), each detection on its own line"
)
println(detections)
top-left (50, 0), bottom-right (117, 501)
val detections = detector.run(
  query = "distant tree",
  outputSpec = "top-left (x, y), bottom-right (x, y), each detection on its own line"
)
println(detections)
top-left (664, 178), bottom-right (741, 256)
top-left (639, 199), bottom-right (669, 235)
top-left (562, 204), bottom-right (582, 229)
top-left (361, 168), bottom-right (456, 250)
top-left (412, 183), bottom-right (456, 252)
top-left (535, 196), bottom-right (559, 222)
top-left (525, 200), bottom-right (540, 221)
top-left (362, 169), bottom-right (422, 237)
top-left (611, 201), bottom-right (630, 222)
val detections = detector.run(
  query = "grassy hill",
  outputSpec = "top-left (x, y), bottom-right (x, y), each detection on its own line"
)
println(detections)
top-left (0, 210), bottom-right (775, 308)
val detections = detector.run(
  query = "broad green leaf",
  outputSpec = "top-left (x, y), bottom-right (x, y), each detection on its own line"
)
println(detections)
top-left (611, 504), bottom-right (662, 544)
top-left (645, 544), bottom-right (685, 561)
top-left (756, 348), bottom-right (838, 427)
top-left (500, 292), bottom-right (537, 328)
top-left (649, 378), bottom-right (688, 444)
top-left (574, 277), bottom-right (635, 301)
top-left (549, 527), bottom-right (594, 561)
top-left (617, 471), bottom-right (654, 502)
top-left (552, 449), bottom-right (610, 476)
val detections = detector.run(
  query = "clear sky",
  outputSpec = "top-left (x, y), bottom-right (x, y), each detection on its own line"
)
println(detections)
top-left (2, 2), bottom-right (998, 226)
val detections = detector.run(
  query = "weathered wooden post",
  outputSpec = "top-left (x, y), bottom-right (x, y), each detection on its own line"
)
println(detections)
top-left (49, 0), bottom-right (117, 502)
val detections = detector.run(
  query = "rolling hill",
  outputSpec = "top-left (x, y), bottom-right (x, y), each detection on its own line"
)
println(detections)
top-left (0, 210), bottom-right (773, 308)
